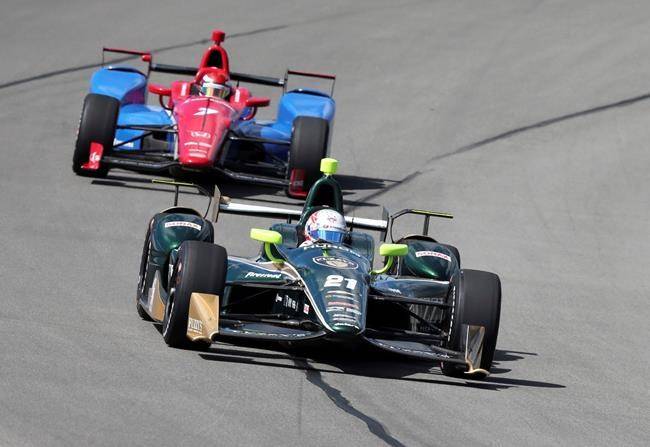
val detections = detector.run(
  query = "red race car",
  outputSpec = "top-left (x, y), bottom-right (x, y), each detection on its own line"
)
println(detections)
top-left (73, 30), bottom-right (336, 198)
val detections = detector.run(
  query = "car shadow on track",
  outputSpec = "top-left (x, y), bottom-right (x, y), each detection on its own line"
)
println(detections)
top-left (196, 341), bottom-right (564, 391)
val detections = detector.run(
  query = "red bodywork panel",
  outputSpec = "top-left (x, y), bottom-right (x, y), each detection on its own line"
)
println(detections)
top-left (81, 142), bottom-right (103, 170)
top-left (135, 30), bottom-right (271, 170)
top-left (174, 97), bottom-right (236, 167)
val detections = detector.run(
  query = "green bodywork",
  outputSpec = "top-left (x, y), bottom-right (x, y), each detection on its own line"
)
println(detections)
top-left (143, 165), bottom-right (459, 338)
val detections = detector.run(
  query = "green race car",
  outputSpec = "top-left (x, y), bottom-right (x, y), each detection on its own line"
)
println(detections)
top-left (136, 159), bottom-right (501, 378)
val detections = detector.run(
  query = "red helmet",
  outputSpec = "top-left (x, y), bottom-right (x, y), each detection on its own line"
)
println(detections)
top-left (199, 70), bottom-right (230, 99)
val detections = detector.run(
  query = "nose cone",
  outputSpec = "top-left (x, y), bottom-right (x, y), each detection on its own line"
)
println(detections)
top-left (329, 321), bottom-right (363, 337)
top-left (324, 301), bottom-right (364, 337)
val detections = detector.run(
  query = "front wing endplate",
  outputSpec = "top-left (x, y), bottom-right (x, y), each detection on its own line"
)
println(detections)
top-left (462, 324), bottom-right (489, 377)
top-left (186, 293), bottom-right (220, 343)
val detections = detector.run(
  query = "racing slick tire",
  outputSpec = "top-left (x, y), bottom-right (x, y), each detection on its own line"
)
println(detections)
top-left (136, 223), bottom-right (154, 321)
top-left (441, 269), bottom-right (501, 378)
top-left (72, 93), bottom-right (119, 177)
top-left (287, 116), bottom-right (329, 197)
top-left (162, 241), bottom-right (228, 349)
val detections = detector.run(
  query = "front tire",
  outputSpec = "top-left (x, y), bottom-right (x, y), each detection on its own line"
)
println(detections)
top-left (136, 222), bottom-right (154, 321)
top-left (162, 241), bottom-right (228, 348)
top-left (441, 269), bottom-right (501, 378)
top-left (72, 93), bottom-right (119, 177)
top-left (287, 116), bottom-right (329, 197)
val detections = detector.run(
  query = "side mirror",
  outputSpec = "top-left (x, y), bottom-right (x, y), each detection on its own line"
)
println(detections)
top-left (245, 96), bottom-right (270, 108)
top-left (379, 243), bottom-right (408, 257)
top-left (148, 83), bottom-right (171, 96)
top-left (250, 228), bottom-right (282, 244)
top-left (250, 229), bottom-right (283, 263)
top-left (372, 243), bottom-right (408, 275)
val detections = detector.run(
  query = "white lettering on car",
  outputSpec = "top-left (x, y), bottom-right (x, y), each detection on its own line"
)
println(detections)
top-left (164, 221), bottom-right (202, 231)
top-left (245, 271), bottom-right (283, 279)
top-left (193, 107), bottom-right (219, 116)
top-left (187, 317), bottom-right (203, 334)
top-left (415, 251), bottom-right (452, 262)
top-left (324, 275), bottom-right (358, 290)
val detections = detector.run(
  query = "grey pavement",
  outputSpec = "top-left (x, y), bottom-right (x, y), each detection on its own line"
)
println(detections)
top-left (1, 1), bottom-right (649, 445)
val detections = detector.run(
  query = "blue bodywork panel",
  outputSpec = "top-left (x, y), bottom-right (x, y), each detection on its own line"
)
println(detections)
top-left (115, 104), bottom-right (173, 150)
top-left (90, 67), bottom-right (147, 105)
top-left (233, 90), bottom-right (336, 161)
top-left (90, 66), bottom-right (335, 157)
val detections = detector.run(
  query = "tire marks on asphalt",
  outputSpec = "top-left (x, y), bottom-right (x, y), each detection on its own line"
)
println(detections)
top-left (350, 90), bottom-right (650, 209)
top-left (0, 25), bottom-right (288, 91)
top-left (293, 358), bottom-right (406, 447)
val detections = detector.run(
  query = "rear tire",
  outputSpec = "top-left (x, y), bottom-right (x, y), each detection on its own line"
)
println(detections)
top-left (72, 93), bottom-right (119, 177)
top-left (162, 241), bottom-right (228, 348)
top-left (287, 116), bottom-right (329, 197)
top-left (441, 269), bottom-right (501, 378)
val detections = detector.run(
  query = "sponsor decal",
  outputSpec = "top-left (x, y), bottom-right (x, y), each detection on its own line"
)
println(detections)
top-left (332, 315), bottom-right (357, 322)
top-left (193, 107), bottom-right (219, 116)
top-left (245, 271), bottom-right (283, 279)
top-left (274, 293), bottom-right (297, 311)
top-left (326, 306), bottom-right (345, 312)
top-left (188, 317), bottom-right (203, 334)
top-left (332, 322), bottom-right (360, 329)
top-left (325, 295), bottom-right (358, 303)
top-left (185, 142), bottom-right (212, 149)
top-left (283, 296), bottom-right (298, 311)
top-left (387, 288), bottom-right (402, 295)
top-left (327, 306), bottom-right (360, 315)
top-left (164, 221), bottom-right (202, 231)
top-left (303, 303), bottom-right (310, 315)
top-left (113, 139), bottom-right (134, 148)
top-left (326, 301), bottom-right (359, 309)
top-left (190, 130), bottom-right (211, 138)
top-left (313, 256), bottom-right (358, 270)
top-left (325, 289), bottom-right (356, 297)
top-left (415, 251), bottom-right (452, 262)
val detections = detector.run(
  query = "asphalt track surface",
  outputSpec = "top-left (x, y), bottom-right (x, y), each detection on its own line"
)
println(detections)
top-left (1, 1), bottom-right (649, 445)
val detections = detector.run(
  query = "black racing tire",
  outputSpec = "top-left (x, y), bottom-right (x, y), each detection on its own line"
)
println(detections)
top-left (441, 269), bottom-right (501, 378)
top-left (136, 222), bottom-right (154, 321)
top-left (287, 116), bottom-right (329, 196)
top-left (162, 241), bottom-right (228, 348)
top-left (439, 243), bottom-right (461, 267)
top-left (72, 93), bottom-right (119, 177)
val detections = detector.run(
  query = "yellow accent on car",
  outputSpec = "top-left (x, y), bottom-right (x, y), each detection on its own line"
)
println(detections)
top-left (250, 229), bottom-right (284, 263)
top-left (372, 243), bottom-right (409, 274)
top-left (320, 158), bottom-right (338, 175)
top-left (379, 243), bottom-right (408, 257)
top-left (250, 228), bottom-right (283, 245)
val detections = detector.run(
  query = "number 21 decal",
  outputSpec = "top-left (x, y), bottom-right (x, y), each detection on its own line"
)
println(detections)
top-left (324, 274), bottom-right (358, 290)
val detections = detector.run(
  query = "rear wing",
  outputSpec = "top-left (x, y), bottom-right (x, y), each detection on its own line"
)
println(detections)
top-left (215, 198), bottom-right (387, 232)
top-left (99, 48), bottom-right (335, 94)
top-left (150, 179), bottom-right (450, 241)
top-left (148, 63), bottom-right (335, 94)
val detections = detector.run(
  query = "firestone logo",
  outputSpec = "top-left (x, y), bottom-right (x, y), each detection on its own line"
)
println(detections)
top-left (190, 130), bottom-right (211, 138)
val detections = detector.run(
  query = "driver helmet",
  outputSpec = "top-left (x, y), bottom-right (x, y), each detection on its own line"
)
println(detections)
top-left (304, 208), bottom-right (347, 244)
top-left (199, 71), bottom-right (230, 99)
